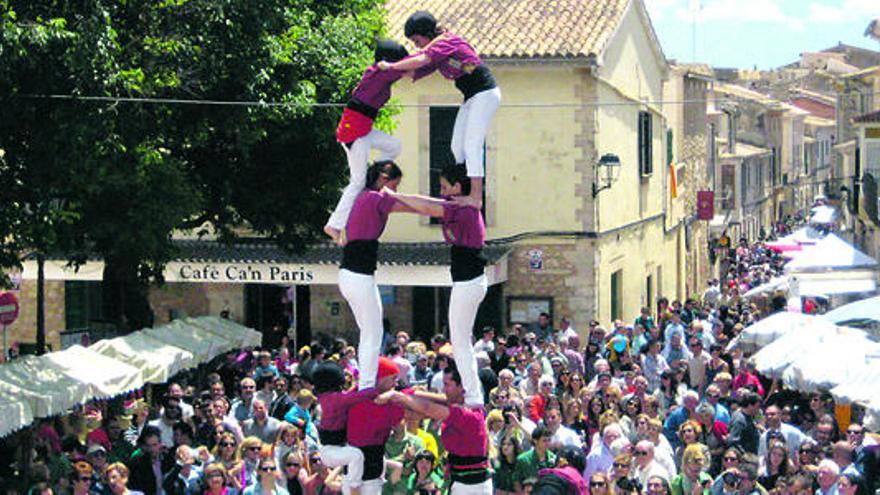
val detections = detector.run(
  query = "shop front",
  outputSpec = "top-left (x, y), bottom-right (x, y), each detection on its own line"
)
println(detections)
top-left (15, 239), bottom-right (510, 350)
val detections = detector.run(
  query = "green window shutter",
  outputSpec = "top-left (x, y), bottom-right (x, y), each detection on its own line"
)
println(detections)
top-left (65, 281), bottom-right (87, 329)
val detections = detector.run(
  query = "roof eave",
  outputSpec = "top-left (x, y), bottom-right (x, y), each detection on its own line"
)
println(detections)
top-left (484, 55), bottom-right (598, 67)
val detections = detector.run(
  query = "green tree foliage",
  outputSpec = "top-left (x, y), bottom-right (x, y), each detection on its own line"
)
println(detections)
top-left (0, 0), bottom-right (386, 331)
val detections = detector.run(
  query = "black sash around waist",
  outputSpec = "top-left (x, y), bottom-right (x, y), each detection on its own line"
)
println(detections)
top-left (450, 245), bottom-right (486, 282)
top-left (455, 65), bottom-right (496, 100)
top-left (346, 97), bottom-right (379, 120)
top-left (318, 429), bottom-right (346, 446)
top-left (341, 240), bottom-right (379, 275)
top-left (356, 445), bottom-right (385, 480)
top-left (448, 452), bottom-right (491, 484)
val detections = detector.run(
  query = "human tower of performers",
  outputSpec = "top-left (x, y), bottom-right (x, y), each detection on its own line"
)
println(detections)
top-left (322, 9), bottom-right (500, 495)
top-left (23, 10), bottom-right (880, 495)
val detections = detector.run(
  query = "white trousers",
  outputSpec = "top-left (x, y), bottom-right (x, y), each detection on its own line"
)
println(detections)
top-left (339, 269), bottom-right (383, 389)
top-left (360, 478), bottom-right (384, 495)
top-left (327, 130), bottom-right (401, 230)
top-left (450, 88), bottom-right (501, 178)
top-left (450, 478), bottom-right (493, 495)
top-left (320, 444), bottom-right (365, 494)
top-left (449, 274), bottom-right (488, 406)
top-left (360, 465), bottom-right (386, 495)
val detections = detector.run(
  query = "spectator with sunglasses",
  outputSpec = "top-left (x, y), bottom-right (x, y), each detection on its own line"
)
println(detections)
top-left (201, 462), bottom-right (232, 495)
top-left (303, 452), bottom-right (343, 495)
top-left (234, 436), bottom-right (265, 489)
top-left (407, 449), bottom-right (443, 495)
top-left (634, 440), bottom-right (673, 486)
top-left (71, 461), bottom-right (95, 495)
top-left (210, 432), bottom-right (241, 481)
top-left (243, 452), bottom-right (288, 495)
top-left (282, 451), bottom-right (307, 495)
top-left (845, 422), bottom-right (878, 491)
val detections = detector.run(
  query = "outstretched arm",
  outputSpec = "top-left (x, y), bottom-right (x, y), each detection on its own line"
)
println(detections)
top-left (378, 53), bottom-right (431, 72)
top-left (390, 192), bottom-right (446, 218)
top-left (375, 390), bottom-right (450, 422)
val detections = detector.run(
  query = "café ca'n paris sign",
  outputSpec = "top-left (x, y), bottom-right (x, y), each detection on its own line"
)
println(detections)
top-left (172, 263), bottom-right (317, 284)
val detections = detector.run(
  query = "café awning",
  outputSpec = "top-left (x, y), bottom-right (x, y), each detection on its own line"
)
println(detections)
top-left (21, 239), bottom-right (511, 287)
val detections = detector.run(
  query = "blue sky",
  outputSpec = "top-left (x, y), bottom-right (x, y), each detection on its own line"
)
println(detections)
top-left (644, 0), bottom-right (880, 69)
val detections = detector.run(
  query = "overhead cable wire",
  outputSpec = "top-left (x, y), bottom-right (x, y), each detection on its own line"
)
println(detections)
top-left (15, 92), bottom-right (771, 109)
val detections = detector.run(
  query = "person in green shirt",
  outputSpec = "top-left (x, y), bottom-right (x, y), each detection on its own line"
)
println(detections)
top-left (671, 444), bottom-right (713, 495)
top-left (106, 416), bottom-right (134, 465)
top-left (493, 434), bottom-right (521, 495)
top-left (384, 417), bottom-right (425, 495)
top-left (514, 424), bottom-right (556, 492)
top-left (635, 307), bottom-right (656, 332)
top-left (406, 450), bottom-right (444, 495)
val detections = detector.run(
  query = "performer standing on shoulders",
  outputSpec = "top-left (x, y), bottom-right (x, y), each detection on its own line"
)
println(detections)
top-left (378, 11), bottom-right (500, 209)
top-left (376, 365), bottom-right (492, 495)
top-left (325, 40), bottom-right (410, 245)
top-left (339, 161), bottom-right (410, 391)
top-left (388, 163), bottom-right (487, 407)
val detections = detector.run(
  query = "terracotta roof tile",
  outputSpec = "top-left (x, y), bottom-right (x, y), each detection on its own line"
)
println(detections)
top-left (172, 239), bottom-right (511, 267)
top-left (385, 0), bottom-right (630, 59)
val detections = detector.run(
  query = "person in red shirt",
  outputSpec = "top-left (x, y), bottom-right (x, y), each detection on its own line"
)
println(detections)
top-left (732, 360), bottom-right (764, 397)
top-left (376, 365), bottom-right (491, 495)
top-left (347, 358), bottom-right (405, 495)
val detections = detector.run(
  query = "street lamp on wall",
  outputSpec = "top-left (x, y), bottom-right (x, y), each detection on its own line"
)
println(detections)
top-left (592, 153), bottom-right (622, 198)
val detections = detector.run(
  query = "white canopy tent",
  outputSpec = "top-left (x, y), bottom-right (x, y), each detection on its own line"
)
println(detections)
top-left (0, 355), bottom-right (93, 418)
top-left (830, 361), bottom-right (880, 419)
top-left (185, 316), bottom-right (263, 349)
top-left (90, 333), bottom-right (195, 385)
top-left (732, 312), bottom-right (838, 350)
top-left (823, 295), bottom-right (880, 327)
top-left (141, 319), bottom-right (234, 365)
top-left (785, 234), bottom-right (878, 273)
top-left (781, 337), bottom-right (880, 393)
top-left (784, 226), bottom-right (825, 245)
top-left (0, 397), bottom-right (33, 439)
top-left (809, 205), bottom-right (837, 225)
top-left (41, 345), bottom-right (145, 400)
top-left (751, 325), bottom-right (873, 379)
top-left (0, 316), bottom-right (261, 437)
top-left (743, 276), bottom-right (789, 299)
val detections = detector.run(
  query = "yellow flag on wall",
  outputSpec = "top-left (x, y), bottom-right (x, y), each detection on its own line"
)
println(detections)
top-left (669, 163), bottom-right (678, 199)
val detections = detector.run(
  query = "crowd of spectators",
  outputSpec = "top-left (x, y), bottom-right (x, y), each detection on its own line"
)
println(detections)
top-left (5, 237), bottom-right (879, 495)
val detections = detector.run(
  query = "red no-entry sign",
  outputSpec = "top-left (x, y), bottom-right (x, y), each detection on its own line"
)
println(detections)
top-left (0, 292), bottom-right (19, 326)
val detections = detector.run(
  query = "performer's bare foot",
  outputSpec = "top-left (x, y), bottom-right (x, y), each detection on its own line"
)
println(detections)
top-left (323, 225), bottom-right (341, 243)
top-left (451, 195), bottom-right (481, 209)
top-left (451, 177), bottom-right (483, 209)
